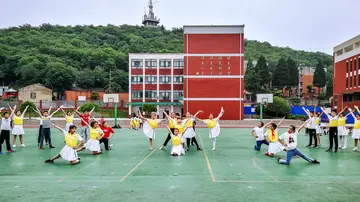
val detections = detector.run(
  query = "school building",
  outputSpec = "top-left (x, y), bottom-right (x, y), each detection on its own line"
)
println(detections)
top-left (333, 34), bottom-right (360, 110)
top-left (128, 25), bottom-right (245, 120)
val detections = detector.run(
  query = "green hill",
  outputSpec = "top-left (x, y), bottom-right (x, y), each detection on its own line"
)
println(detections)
top-left (0, 24), bottom-right (332, 92)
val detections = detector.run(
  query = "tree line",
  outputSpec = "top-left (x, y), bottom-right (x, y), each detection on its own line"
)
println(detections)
top-left (0, 24), bottom-right (332, 94)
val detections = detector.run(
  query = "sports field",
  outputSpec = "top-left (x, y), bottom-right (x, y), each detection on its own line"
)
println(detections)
top-left (1, 128), bottom-right (359, 202)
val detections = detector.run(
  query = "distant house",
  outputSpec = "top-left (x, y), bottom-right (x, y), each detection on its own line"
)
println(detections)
top-left (18, 84), bottom-right (52, 102)
top-left (0, 86), bottom-right (9, 97)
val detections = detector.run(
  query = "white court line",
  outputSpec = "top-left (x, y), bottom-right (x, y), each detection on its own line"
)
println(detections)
top-left (198, 133), bottom-right (216, 182)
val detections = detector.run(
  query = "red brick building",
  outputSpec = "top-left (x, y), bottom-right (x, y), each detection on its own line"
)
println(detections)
top-left (183, 25), bottom-right (245, 120)
top-left (333, 34), bottom-right (360, 110)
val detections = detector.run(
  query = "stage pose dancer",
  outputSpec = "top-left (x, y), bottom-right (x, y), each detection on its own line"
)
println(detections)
top-left (159, 112), bottom-right (177, 150)
top-left (0, 106), bottom-right (16, 154)
top-left (74, 107), bottom-right (95, 142)
top-left (315, 109), bottom-right (324, 146)
top-left (320, 106), bottom-right (347, 153)
top-left (252, 120), bottom-right (273, 151)
top-left (33, 107), bottom-right (61, 149)
top-left (302, 106), bottom-right (318, 148)
top-left (45, 124), bottom-right (84, 165)
top-left (138, 112), bottom-right (164, 150)
top-left (183, 111), bottom-right (203, 151)
top-left (76, 119), bottom-right (104, 155)
top-left (264, 117), bottom-right (285, 157)
top-left (196, 107), bottom-right (225, 151)
top-left (348, 107), bottom-right (360, 151)
top-left (60, 106), bottom-right (79, 133)
top-left (37, 107), bottom-right (52, 146)
top-left (12, 105), bottom-right (29, 148)
top-left (165, 125), bottom-right (189, 156)
top-left (337, 109), bottom-right (351, 149)
top-left (277, 121), bottom-right (320, 165)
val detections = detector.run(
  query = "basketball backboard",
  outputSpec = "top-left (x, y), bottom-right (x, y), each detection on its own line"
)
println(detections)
top-left (103, 94), bottom-right (119, 103)
top-left (256, 94), bottom-right (273, 104)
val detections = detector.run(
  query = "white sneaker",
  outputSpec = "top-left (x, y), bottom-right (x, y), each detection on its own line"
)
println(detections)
top-left (12, 145), bottom-right (16, 148)
top-left (342, 147), bottom-right (346, 150)
top-left (352, 147), bottom-right (358, 151)
top-left (212, 147), bottom-right (216, 151)
top-left (159, 145), bottom-right (164, 150)
top-left (150, 147), bottom-right (153, 150)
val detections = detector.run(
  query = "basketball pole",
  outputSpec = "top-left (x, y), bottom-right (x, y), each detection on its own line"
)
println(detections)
top-left (113, 103), bottom-right (118, 128)
top-left (260, 102), bottom-right (263, 122)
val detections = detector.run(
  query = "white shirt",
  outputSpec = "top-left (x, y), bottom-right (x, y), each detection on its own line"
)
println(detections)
top-left (253, 126), bottom-right (265, 141)
top-left (279, 131), bottom-right (298, 150)
top-left (1, 118), bottom-right (12, 130)
top-left (307, 117), bottom-right (317, 129)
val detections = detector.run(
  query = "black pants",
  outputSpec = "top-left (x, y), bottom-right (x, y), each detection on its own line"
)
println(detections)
top-left (38, 125), bottom-right (49, 144)
top-left (186, 137), bottom-right (200, 149)
top-left (40, 128), bottom-right (52, 147)
top-left (0, 130), bottom-right (11, 152)
top-left (329, 127), bottom-right (338, 151)
top-left (308, 129), bottom-right (317, 147)
top-left (100, 138), bottom-right (109, 150)
top-left (163, 128), bottom-right (175, 146)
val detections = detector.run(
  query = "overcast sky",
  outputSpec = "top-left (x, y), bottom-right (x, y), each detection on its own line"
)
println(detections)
top-left (1, 0), bottom-right (359, 54)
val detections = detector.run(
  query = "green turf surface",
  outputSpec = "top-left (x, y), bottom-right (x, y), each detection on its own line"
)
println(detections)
top-left (1, 128), bottom-right (360, 202)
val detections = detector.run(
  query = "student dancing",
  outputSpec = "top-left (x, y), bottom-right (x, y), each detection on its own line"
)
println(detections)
top-left (74, 107), bottom-right (95, 142)
top-left (0, 106), bottom-right (16, 154)
top-left (165, 125), bottom-right (189, 156)
top-left (76, 119), bottom-right (104, 155)
top-left (138, 112), bottom-right (164, 150)
top-left (320, 106), bottom-right (347, 153)
top-left (11, 105), bottom-right (29, 148)
top-left (252, 120), bottom-right (273, 151)
top-left (348, 106), bottom-right (360, 151)
top-left (45, 124), bottom-right (84, 165)
top-left (302, 106), bottom-right (318, 148)
top-left (264, 117), bottom-right (285, 157)
top-left (60, 106), bottom-right (79, 133)
top-left (277, 121), bottom-right (320, 165)
top-left (196, 107), bottom-right (225, 151)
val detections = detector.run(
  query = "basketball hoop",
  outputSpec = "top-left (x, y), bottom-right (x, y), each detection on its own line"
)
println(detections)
top-left (263, 102), bottom-right (268, 108)
top-left (262, 98), bottom-right (268, 108)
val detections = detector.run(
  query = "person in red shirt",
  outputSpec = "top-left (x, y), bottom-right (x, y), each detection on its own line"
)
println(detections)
top-left (100, 121), bottom-right (115, 150)
top-left (75, 107), bottom-right (95, 142)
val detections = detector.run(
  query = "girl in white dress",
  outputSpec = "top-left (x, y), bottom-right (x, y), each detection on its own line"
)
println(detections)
top-left (45, 124), bottom-right (84, 165)
top-left (166, 125), bottom-right (189, 156)
top-left (337, 111), bottom-right (351, 149)
top-left (12, 105), bottom-right (29, 148)
top-left (139, 112), bottom-right (164, 150)
top-left (264, 117), bottom-right (285, 157)
top-left (60, 106), bottom-right (78, 133)
top-left (77, 120), bottom-right (104, 155)
top-left (349, 107), bottom-right (360, 151)
top-left (315, 111), bottom-right (323, 146)
top-left (183, 111), bottom-right (203, 151)
top-left (196, 107), bottom-right (225, 151)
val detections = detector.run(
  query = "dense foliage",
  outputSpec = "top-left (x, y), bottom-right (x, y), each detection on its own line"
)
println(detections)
top-left (0, 24), bottom-right (332, 93)
top-left (79, 102), bottom-right (100, 113)
top-left (256, 96), bottom-right (291, 117)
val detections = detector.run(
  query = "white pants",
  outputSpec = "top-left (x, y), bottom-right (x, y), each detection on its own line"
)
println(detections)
top-left (339, 136), bottom-right (348, 149)
top-left (80, 126), bottom-right (89, 142)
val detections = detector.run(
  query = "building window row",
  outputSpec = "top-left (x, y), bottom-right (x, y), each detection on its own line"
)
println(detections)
top-left (346, 58), bottom-right (359, 88)
top-left (131, 90), bottom-right (183, 100)
top-left (145, 76), bottom-right (157, 84)
top-left (131, 76), bottom-right (143, 84)
top-left (131, 59), bottom-right (184, 69)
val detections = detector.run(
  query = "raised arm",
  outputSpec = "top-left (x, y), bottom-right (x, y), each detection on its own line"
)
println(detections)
top-left (338, 106), bottom-right (348, 116)
top-left (297, 120), bottom-right (309, 133)
top-left (348, 108), bottom-right (356, 119)
top-left (166, 125), bottom-right (174, 137)
top-left (302, 107), bottom-right (311, 117)
top-left (60, 107), bottom-right (67, 117)
top-left (192, 110), bottom-right (203, 118)
top-left (354, 105), bottom-right (360, 114)
top-left (89, 107), bottom-right (95, 114)
top-left (50, 107), bottom-right (61, 117)
top-left (80, 117), bottom-right (91, 128)
top-left (48, 106), bottom-right (52, 114)
top-left (21, 105), bottom-right (29, 117)
top-left (7, 104), bottom-right (13, 111)
top-left (31, 107), bottom-right (43, 117)
top-left (51, 123), bottom-right (66, 134)
top-left (9, 105), bottom-right (17, 118)
top-left (138, 111), bottom-right (147, 122)
top-left (320, 107), bottom-right (331, 119)
top-left (277, 116), bottom-right (285, 127)
top-left (215, 107), bottom-right (225, 121)
top-left (264, 120), bottom-right (273, 128)
top-left (160, 109), bottom-right (171, 120)
top-left (0, 107), bottom-right (3, 118)
top-left (91, 116), bottom-right (101, 123)
top-left (72, 107), bottom-right (80, 116)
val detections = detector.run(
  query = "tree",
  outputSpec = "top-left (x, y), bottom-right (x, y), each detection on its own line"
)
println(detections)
top-left (255, 56), bottom-right (270, 86)
top-left (79, 102), bottom-right (100, 112)
top-left (142, 104), bottom-right (157, 117)
top-left (90, 92), bottom-right (99, 100)
top-left (244, 61), bottom-right (261, 94)
top-left (20, 101), bottom-right (36, 117)
top-left (273, 57), bottom-right (290, 89)
top-left (256, 96), bottom-right (290, 117)
top-left (313, 60), bottom-right (327, 96)
top-left (286, 58), bottom-right (298, 87)
top-left (325, 67), bottom-right (333, 99)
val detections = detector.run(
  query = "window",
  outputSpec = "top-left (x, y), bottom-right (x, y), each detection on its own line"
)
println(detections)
top-left (350, 76), bottom-right (353, 88)
top-left (350, 60), bottom-right (353, 72)
top-left (346, 61), bottom-right (349, 73)
top-left (145, 90), bottom-right (157, 100)
top-left (173, 76), bottom-right (184, 84)
top-left (346, 77), bottom-right (348, 88)
top-left (159, 59), bottom-right (171, 68)
top-left (173, 59), bottom-right (184, 68)
top-left (159, 75), bottom-right (171, 84)
top-left (131, 59), bottom-right (143, 68)
top-left (145, 76), bottom-right (157, 84)
top-left (30, 92), bottom-right (36, 99)
top-left (131, 76), bottom-right (143, 84)
top-left (159, 90), bottom-right (171, 100)
top-left (145, 59), bottom-right (157, 68)
top-left (355, 92), bottom-right (360, 101)
top-left (173, 90), bottom-right (184, 100)
top-left (343, 94), bottom-right (353, 102)
top-left (355, 58), bottom-right (358, 86)
top-left (131, 91), bottom-right (143, 99)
